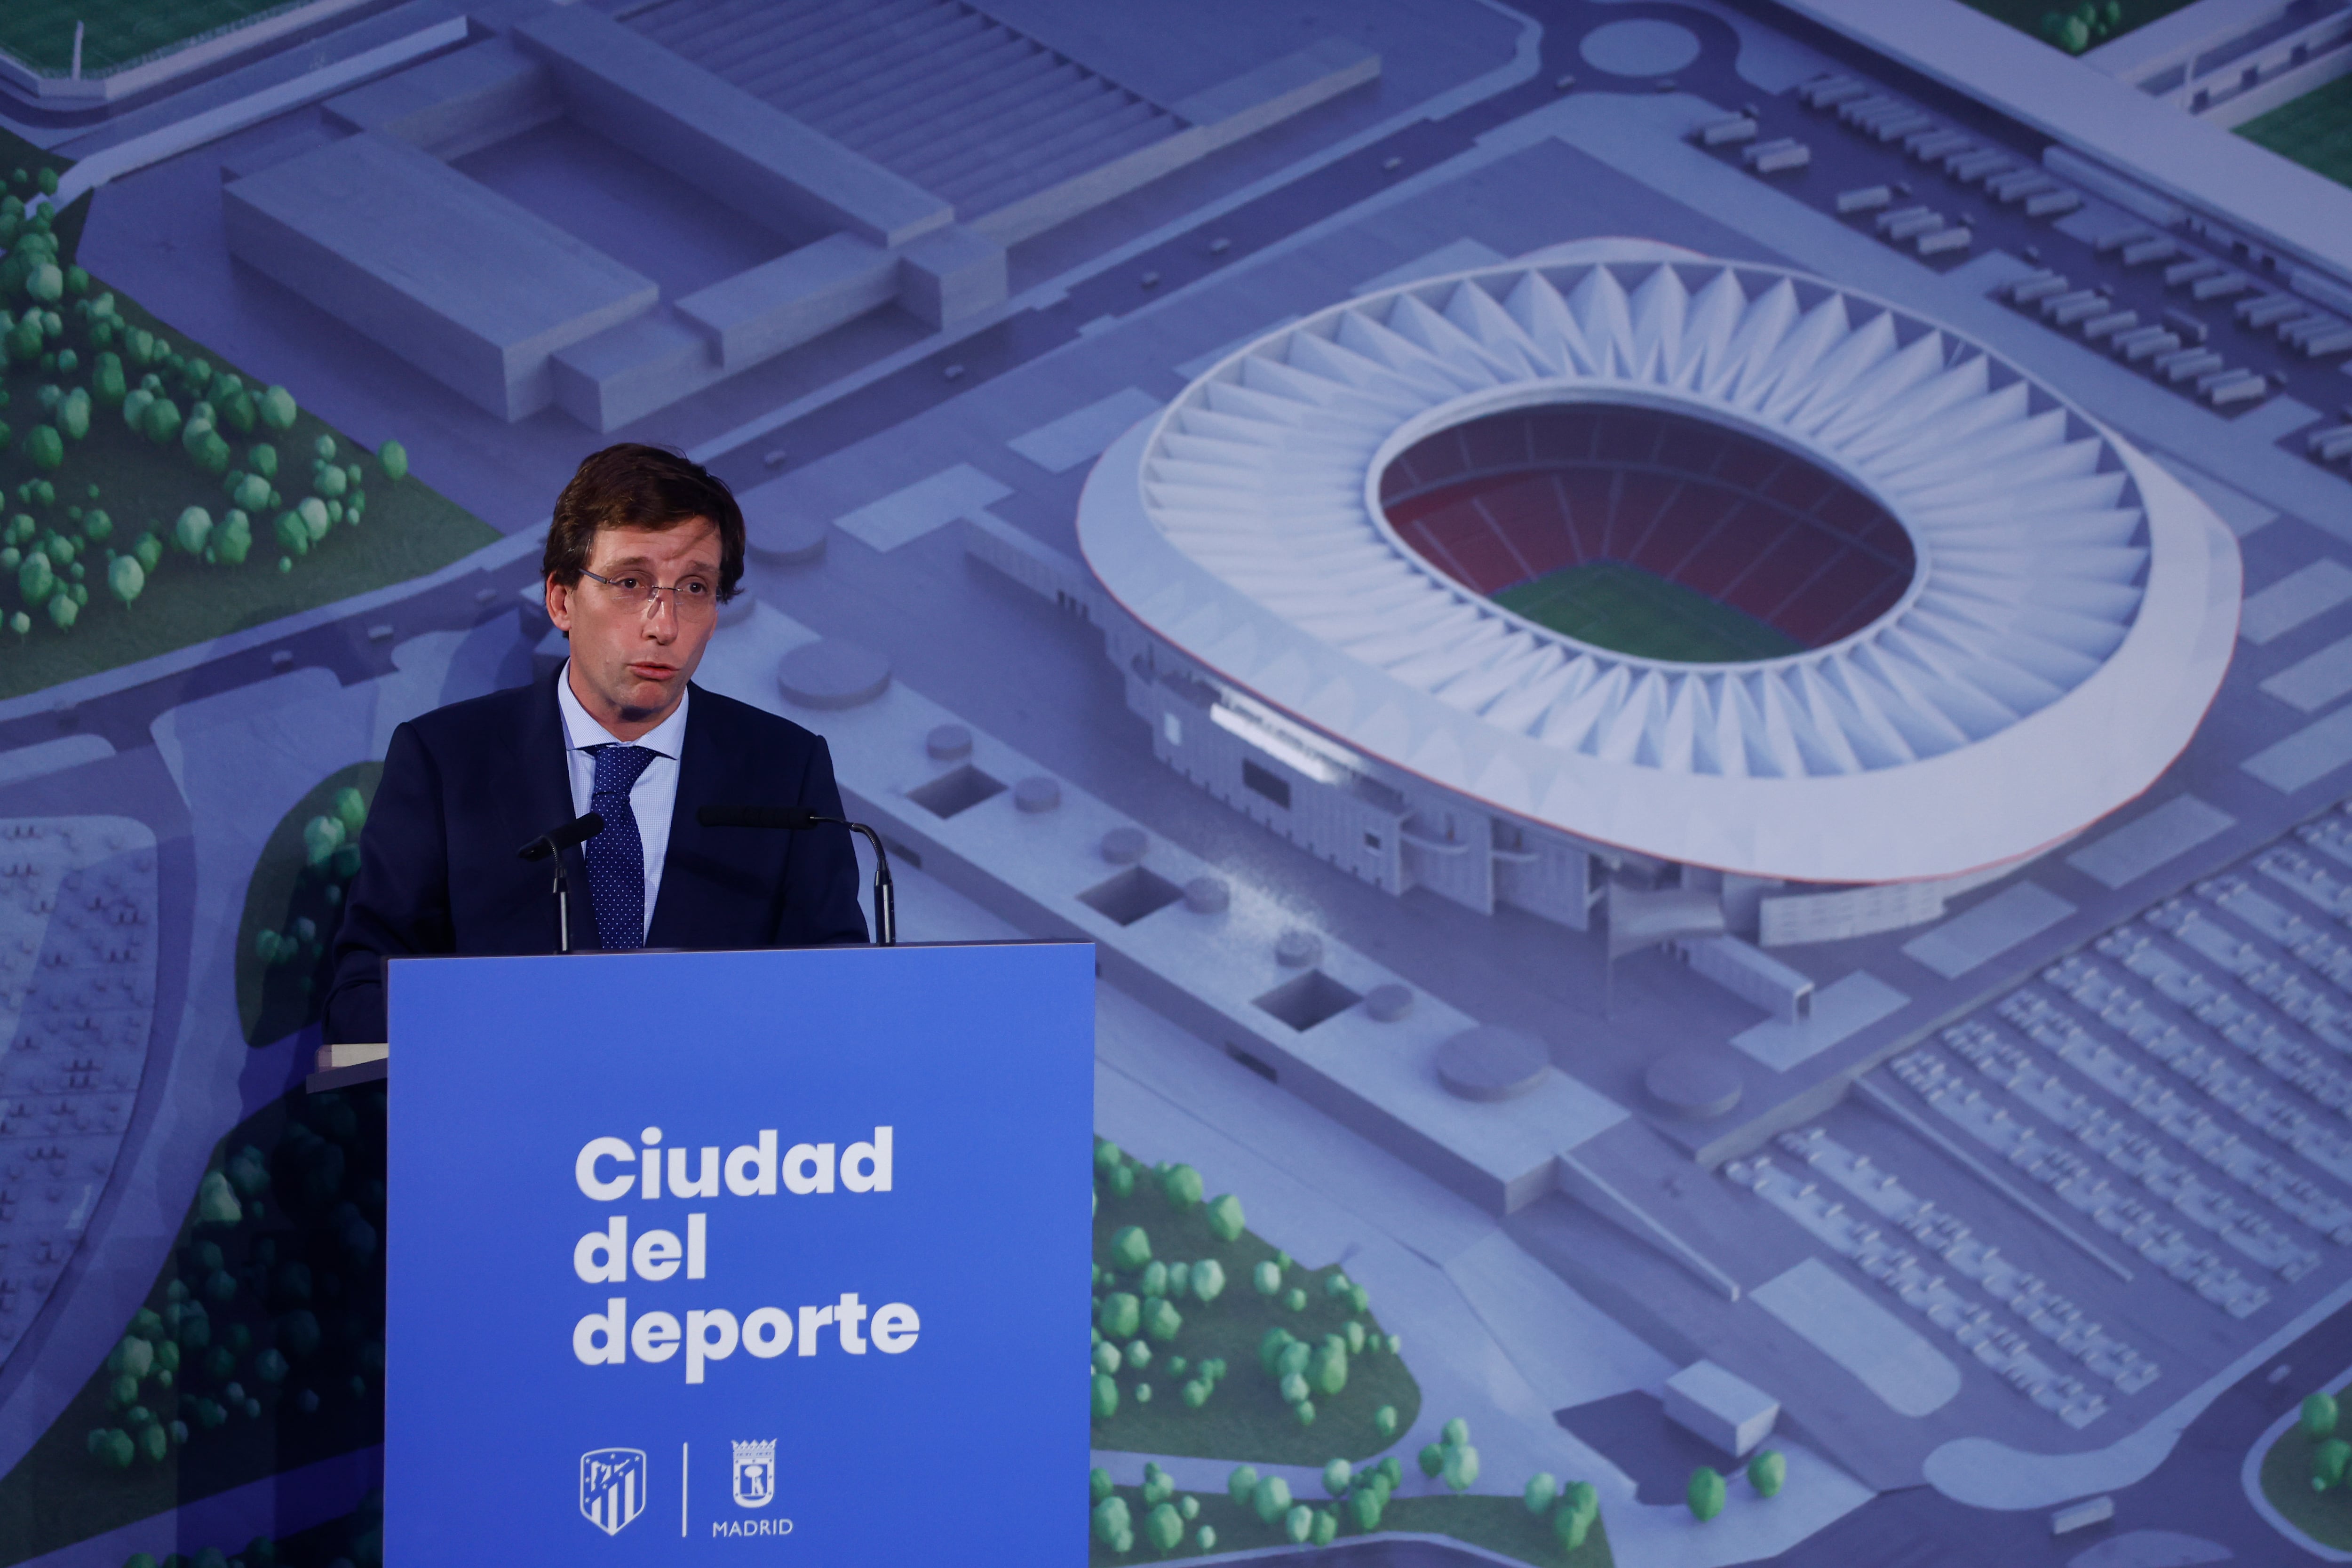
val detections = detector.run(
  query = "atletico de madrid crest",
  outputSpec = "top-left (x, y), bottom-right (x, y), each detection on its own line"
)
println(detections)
top-left (580, 1448), bottom-right (647, 1536)
top-left (732, 1439), bottom-right (777, 1508)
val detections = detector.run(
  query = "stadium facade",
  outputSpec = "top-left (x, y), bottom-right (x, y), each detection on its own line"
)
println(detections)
top-left (1076, 241), bottom-right (2240, 954)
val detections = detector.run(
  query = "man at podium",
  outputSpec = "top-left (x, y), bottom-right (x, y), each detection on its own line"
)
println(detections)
top-left (324, 444), bottom-right (867, 1044)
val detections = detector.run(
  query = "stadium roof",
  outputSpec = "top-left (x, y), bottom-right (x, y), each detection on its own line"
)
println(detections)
top-left (1077, 241), bottom-right (2240, 884)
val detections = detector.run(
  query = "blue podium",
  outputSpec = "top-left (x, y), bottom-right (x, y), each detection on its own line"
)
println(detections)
top-left (382, 941), bottom-right (1094, 1563)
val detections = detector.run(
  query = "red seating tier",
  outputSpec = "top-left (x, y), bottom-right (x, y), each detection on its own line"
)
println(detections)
top-left (1379, 405), bottom-right (1913, 652)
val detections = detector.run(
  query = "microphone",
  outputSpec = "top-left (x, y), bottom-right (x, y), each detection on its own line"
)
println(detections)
top-left (695, 805), bottom-right (823, 832)
top-left (518, 812), bottom-right (604, 955)
top-left (517, 811), bottom-right (606, 861)
top-left (697, 804), bottom-right (896, 946)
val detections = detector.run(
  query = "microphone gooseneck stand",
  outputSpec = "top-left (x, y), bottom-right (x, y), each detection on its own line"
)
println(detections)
top-left (518, 811), bottom-right (607, 954)
top-left (695, 805), bottom-right (896, 946)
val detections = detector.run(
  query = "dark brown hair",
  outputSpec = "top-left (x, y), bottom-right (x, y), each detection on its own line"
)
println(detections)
top-left (543, 444), bottom-right (745, 601)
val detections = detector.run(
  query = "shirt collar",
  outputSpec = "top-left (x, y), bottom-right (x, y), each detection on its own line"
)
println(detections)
top-left (557, 661), bottom-right (691, 760)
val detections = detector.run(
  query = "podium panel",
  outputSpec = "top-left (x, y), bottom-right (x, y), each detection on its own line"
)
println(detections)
top-left (383, 941), bottom-right (1094, 1563)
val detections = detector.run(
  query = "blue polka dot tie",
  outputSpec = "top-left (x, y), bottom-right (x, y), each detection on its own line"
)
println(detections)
top-left (585, 744), bottom-right (657, 952)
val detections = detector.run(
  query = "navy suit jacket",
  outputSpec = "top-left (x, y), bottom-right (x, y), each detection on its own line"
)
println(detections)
top-left (324, 667), bottom-right (868, 1043)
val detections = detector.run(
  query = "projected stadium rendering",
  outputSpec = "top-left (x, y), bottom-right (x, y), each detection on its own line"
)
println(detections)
top-left (1079, 240), bottom-right (2241, 897)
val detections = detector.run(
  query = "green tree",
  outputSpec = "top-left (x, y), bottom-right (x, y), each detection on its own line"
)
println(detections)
top-left (22, 423), bottom-right (59, 470)
top-left (1092, 1495), bottom-right (1131, 1548)
top-left (1090, 1467), bottom-right (1113, 1504)
top-left (1748, 1449), bottom-right (1786, 1498)
top-left (1282, 1504), bottom-right (1312, 1544)
top-left (1099, 1292), bottom-right (1140, 1341)
top-left (1191, 1258), bottom-right (1225, 1304)
top-left (2305, 1393), bottom-right (2340, 1441)
top-left (1160, 1163), bottom-right (1203, 1209)
top-left (379, 438), bottom-right (408, 481)
top-left (58, 388), bottom-right (87, 441)
top-left (2317, 1437), bottom-right (2352, 1493)
top-left (1309, 1339), bottom-right (1347, 1396)
top-left (1254, 1260), bottom-right (1282, 1296)
top-left (141, 397), bottom-right (181, 446)
top-left (1109, 1226), bottom-right (1152, 1272)
top-left (1310, 1509), bottom-right (1337, 1546)
top-left (1525, 1472), bottom-right (1557, 1515)
top-left (1323, 1458), bottom-right (1351, 1497)
top-left (1554, 1498), bottom-right (1594, 1552)
top-left (1205, 1192), bottom-right (1245, 1241)
top-left (16, 549), bottom-right (52, 605)
top-left (1251, 1475), bottom-right (1291, 1525)
top-left (1418, 1443), bottom-right (1444, 1479)
top-left (1688, 1466), bottom-right (1726, 1521)
top-left (216, 510), bottom-right (253, 565)
top-left (175, 507), bottom-right (212, 556)
top-left (106, 554), bottom-right (143, 605)
top-left (1144, 1502), bottom-right (1182, 1551)
top-left (259, 386), bottom-right (298, 432)
top-left (1441, 1417), bottom-right (1470, 1446)
top-left (1375, 1405), bottom-right (1398, 1439)
top-left (1143, 1297), bottom-right (1182, 1344)
top-left (90, 351), bottom-right (124, 407)
top-left (1441, 1443), bottom-right (1479, 1493)
top-left (1227, 1465), bottom-right (1257, 1506)
top-left (1091, 1372), bottom-right (1119, 1422)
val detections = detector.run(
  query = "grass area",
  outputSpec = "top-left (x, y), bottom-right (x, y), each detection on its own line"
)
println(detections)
top-left (1958, 0), bottom-right (2199, 52)
top-left (0, 0), bottom-right (297, 75)
top-left (1493, 560), bottom-right (1804, 664)
top-left (0, 1084), bottom-right (386, 1565)
top-left (2261, 1421), bottom-right (2352, 1550)
top-left (1087, 1484), bottom-right (1615, 1566)
top-left (235, 761), bottom-right (380, 1047)
top-left (2239, 75), bottom-right (2352, 191)
top-left (1091, 1146), bottom-right (1420, 1466)
top-left (0, 201), bottom-right (496, 702)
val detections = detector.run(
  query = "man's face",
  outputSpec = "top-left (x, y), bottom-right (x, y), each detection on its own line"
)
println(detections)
top-left (545, 519), bottom-right (723, 736)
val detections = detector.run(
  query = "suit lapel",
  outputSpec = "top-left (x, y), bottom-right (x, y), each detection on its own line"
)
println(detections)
top-left (511, 664), bottom-right (597, 949)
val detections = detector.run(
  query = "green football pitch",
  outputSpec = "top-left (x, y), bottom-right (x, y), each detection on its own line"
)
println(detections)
top-left (1492, 561), bottom-right (1805, 663)
top-left (2240, 75), bottom-right (2352, 191)
top-left (0, 0), bottom-right (287, 75)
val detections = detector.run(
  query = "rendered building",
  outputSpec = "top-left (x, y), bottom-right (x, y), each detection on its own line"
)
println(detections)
top-left (1078, 240), bottom-right (2241, 947)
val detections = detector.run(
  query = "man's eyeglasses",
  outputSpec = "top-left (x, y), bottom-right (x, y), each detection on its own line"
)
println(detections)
top-left (579, 567), bottom-right (719, 620)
